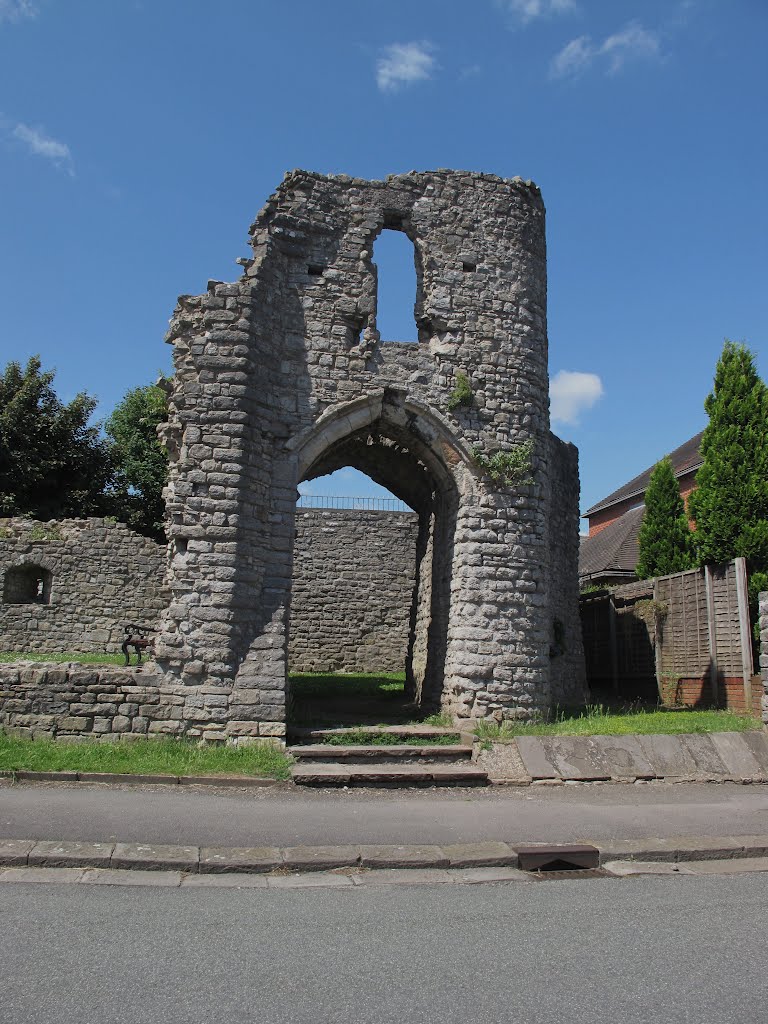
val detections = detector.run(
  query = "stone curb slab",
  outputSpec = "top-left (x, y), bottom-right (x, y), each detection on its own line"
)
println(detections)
top-left (4, 770), bottom-right (279, 788)
top-left (281, 845), bottom-right (360, 871)
top-left (111, 842), bottom-right (199, 872)
top-left (28, 840), bottom-right (115, 868)
top-left (441, 842), bottom-right (517, 868)
top-left (359, 844), bottom-right (450, 869)
top-left (0, 839), bottom-right (36, 866)
top-left (199, 846), bottom-right (282, 874)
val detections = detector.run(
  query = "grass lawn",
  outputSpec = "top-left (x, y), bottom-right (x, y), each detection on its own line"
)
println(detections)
top-left (0, 651), bottom-right (125, 665)
top-left (0, 734), bottom-right (293, 780)
top-left (474, 705), bottom-right (762, 740)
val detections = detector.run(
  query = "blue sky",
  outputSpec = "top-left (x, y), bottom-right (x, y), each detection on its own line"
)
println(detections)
top-left (1, 0), bottom-right (766, 525)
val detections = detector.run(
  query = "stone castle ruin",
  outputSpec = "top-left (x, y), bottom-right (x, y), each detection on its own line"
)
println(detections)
top-left (0, 169), bottom-right (586, 741)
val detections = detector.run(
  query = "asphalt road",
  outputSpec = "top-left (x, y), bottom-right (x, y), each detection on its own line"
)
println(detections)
top-left (2, 779), bottom-right (768, 846)
top-left (2, 872), bottom-right (767, 1023)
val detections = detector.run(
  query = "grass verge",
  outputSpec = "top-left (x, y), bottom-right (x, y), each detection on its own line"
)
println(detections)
top-left (0, 734), bottom-right (293, 780)
top-left (473, 705), bottom-right (762, 740)
top-left (0, 651), bottom-right (125, 665)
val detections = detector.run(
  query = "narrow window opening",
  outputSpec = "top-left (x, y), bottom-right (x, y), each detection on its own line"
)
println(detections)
top-left (462, 261), bottom-right (477, 273)
top-left (373, 229), bottom-right (419, 344)
top-left (3, 565), bottom-right (52, 605)
top-left (175, 537), bottom-right (189, 555)
top-left (307, 264), bottom-right (323, 277)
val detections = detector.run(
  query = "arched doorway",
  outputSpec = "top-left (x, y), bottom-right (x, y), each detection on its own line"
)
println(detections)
top-left (286, 389), bottom-right (465, 729)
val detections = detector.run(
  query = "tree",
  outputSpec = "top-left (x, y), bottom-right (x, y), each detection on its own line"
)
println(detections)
top-left (688, 341), bottom-right (768, 569)
top-left (105, 380), bottom-right (169, 540)
top-left (0, 356), bottom-right (112, 520)
top-left (687, 341), bottom-right (768, 642)
top-left (636, 456), bottom-right (694, 579)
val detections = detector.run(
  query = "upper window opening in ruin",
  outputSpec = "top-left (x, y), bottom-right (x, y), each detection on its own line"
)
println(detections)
top-left (3, 565), bottom-right (52, 605)
top-left (373, 229), bottom-right (418, 344)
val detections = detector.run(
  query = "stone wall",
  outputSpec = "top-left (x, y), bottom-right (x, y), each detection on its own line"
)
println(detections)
top-left (288, 508), bottom-right (418, 673)
top-left (548, 436), bottom-right (588, 707)
top-left (0, 519), bottom-right (167, 654)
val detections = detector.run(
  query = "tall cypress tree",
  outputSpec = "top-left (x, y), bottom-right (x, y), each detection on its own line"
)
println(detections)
top-left (636, 456), bottom-right (694, 579)
top-left (688, 341), bottom-right (768, 570)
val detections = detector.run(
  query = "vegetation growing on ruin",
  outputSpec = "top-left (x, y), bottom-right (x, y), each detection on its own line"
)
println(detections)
top-left (447, 371), bottom-right (473, 412)
top-left (471, 440), bottom-right (534, 487)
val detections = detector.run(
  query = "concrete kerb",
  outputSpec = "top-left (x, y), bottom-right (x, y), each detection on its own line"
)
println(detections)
top-left (4, 836), bottom-right (768, 876)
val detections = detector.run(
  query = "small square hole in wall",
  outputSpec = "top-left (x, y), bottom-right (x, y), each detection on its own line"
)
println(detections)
top-left (462, 261), bottom-right (477, 273)
top-left (175, 538), bottom-right (188, 555)
top-left (307, 264), bottom-right (323, 277)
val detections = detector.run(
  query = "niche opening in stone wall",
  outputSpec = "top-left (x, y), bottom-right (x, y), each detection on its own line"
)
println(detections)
top-left (372, 228), bottom-right (420, 343)
top-left (3, 565), bottom-right (53, 605)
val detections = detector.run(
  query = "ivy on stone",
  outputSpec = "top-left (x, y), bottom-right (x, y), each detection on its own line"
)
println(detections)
top-left (636, 456), bottom-right (694, 579)
top-left (447, 371), bottom-right (473, 412)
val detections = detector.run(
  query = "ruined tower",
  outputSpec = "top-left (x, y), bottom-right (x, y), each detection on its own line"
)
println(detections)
top-left (155, 169), bottom-right (586, 740)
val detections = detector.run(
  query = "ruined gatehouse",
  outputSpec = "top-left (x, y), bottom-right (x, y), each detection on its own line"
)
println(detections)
top-left (152, 168), bottom-right (586, 739)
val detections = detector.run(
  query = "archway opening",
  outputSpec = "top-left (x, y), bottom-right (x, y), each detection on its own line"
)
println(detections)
top-left (287, 406), bottom-right (458, 730)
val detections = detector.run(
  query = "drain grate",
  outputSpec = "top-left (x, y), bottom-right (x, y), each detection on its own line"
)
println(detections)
top-left (516, 844), bottom-right (600, 873)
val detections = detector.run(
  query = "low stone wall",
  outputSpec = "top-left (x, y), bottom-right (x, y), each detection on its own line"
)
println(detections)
top-left (0, 519), bottom-right (167, 653)
top-left (288, 509), bottom-right (418, 673)
top-left (0, 663), bottom-right (283, 743)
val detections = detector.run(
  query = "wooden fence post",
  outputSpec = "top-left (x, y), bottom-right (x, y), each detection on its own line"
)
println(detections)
top-left (734, 556), bottom-right (754, 712)
top-left (704, 564), bottom-right (720, 705)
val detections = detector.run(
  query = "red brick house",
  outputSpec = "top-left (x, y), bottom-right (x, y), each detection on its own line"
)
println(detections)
top-left (579, 431), bottom-right (703, 587)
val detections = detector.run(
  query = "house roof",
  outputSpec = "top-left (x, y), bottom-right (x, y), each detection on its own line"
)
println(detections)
top-left (579, 504), bottom-right (645, 581)
top-left (584, 430), bottom-right (704, 518)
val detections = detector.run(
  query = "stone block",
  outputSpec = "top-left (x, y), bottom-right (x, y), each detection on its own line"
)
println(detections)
top-left (359, 845), bottom-right (450, 869)
top-left (281, 846), bottom-right (360, 871)
top-left (199, 846), bottom-right (282, 873)
top-left (111, 843), bottom-right (199, 872)
top-left (29, 841), bottom-right (115, 868)
top-left (708, 733), bottom-right (762, 777)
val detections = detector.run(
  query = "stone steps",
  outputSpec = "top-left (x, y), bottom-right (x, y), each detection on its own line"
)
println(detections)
top-left (289, 744), bottom-right (474, 764)
top-left (289, 725), bottom-right (463, 743)
top-left (291, 762), bottom-right (488, 788)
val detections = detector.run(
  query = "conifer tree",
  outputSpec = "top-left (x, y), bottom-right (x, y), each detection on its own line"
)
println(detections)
top-left (636, 456), bottom-right (694, 579)
top-left (688, 341), bottom-right (768, 570)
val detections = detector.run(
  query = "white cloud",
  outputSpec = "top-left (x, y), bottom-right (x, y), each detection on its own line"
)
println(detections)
top-left (376, 42), bottom-right (436, 92)
top-left (550, 370), bottom-right (603, 425)
top-left (0, 0), bottom-right (36, 24)
top-left (600, 22), bottom-right (661, 74)
top-left (499, 0), bottom-right (577, 26)
top-left (549, 35), bottom-right (592, 78)
top-left (550, 20), bottom-right (661, 79)
top-left (12, 123), bottom-right (74, 176)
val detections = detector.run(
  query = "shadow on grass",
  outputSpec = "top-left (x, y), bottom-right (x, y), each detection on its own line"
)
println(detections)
top-left (288, 672), bottom-right (450, 729)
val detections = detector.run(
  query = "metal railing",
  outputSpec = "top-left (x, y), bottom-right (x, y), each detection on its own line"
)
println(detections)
top-left (297, 494), bottom-right (413, 513)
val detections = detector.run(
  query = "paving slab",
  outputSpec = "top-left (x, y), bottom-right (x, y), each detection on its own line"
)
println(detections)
top-left (80, 868), bottom-right (183, 886)
top-left (454, 866), bottom-right (534, 884)
top-left (281, 845), bottom-right (359, 870)
top-left (664, 835), bottom-right (745, 860)
top-left (111, 842), bottom-right (199, 872)
top-left (352, 868), bottom-right (456, 886)
top-left (0, 838), bottom-right (35, 866)
top-left (28, 840), bottom-right (114, 868)
top-left (266, 872), bottom-right (354, 889)
top-left (441, 841), bottom-right (517, 868)
top-left (359, 844), bottom-right (449, 868)
top-left (603, 861), bottom-right (695, 876)
top-left (709, 733), bottom-right (763, 777)
top-left (181, 873), bottom-right (269, 888)
top-left (739, 731), bottom-right (768, 766)
top-left (589, 838), bottom-right (678, 863)
top-left (733, 834), bottom-right (768, 857)
top-left (680, 857), bottom-right (768, 874)
top-left (591, 735), bottom-right (656, 778)
top-left (637, 735), bottom-right (698, 778)
top-left (678, 734), bottom-right (729, 776)
top-left (514, 737), bottom-right (557, 779)
top-left (541, 737), bottom-right (611, 781)
top-left (0, 867), bottom-right (86, 884)
top-left (199, 845), bottom-right (281, 873)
